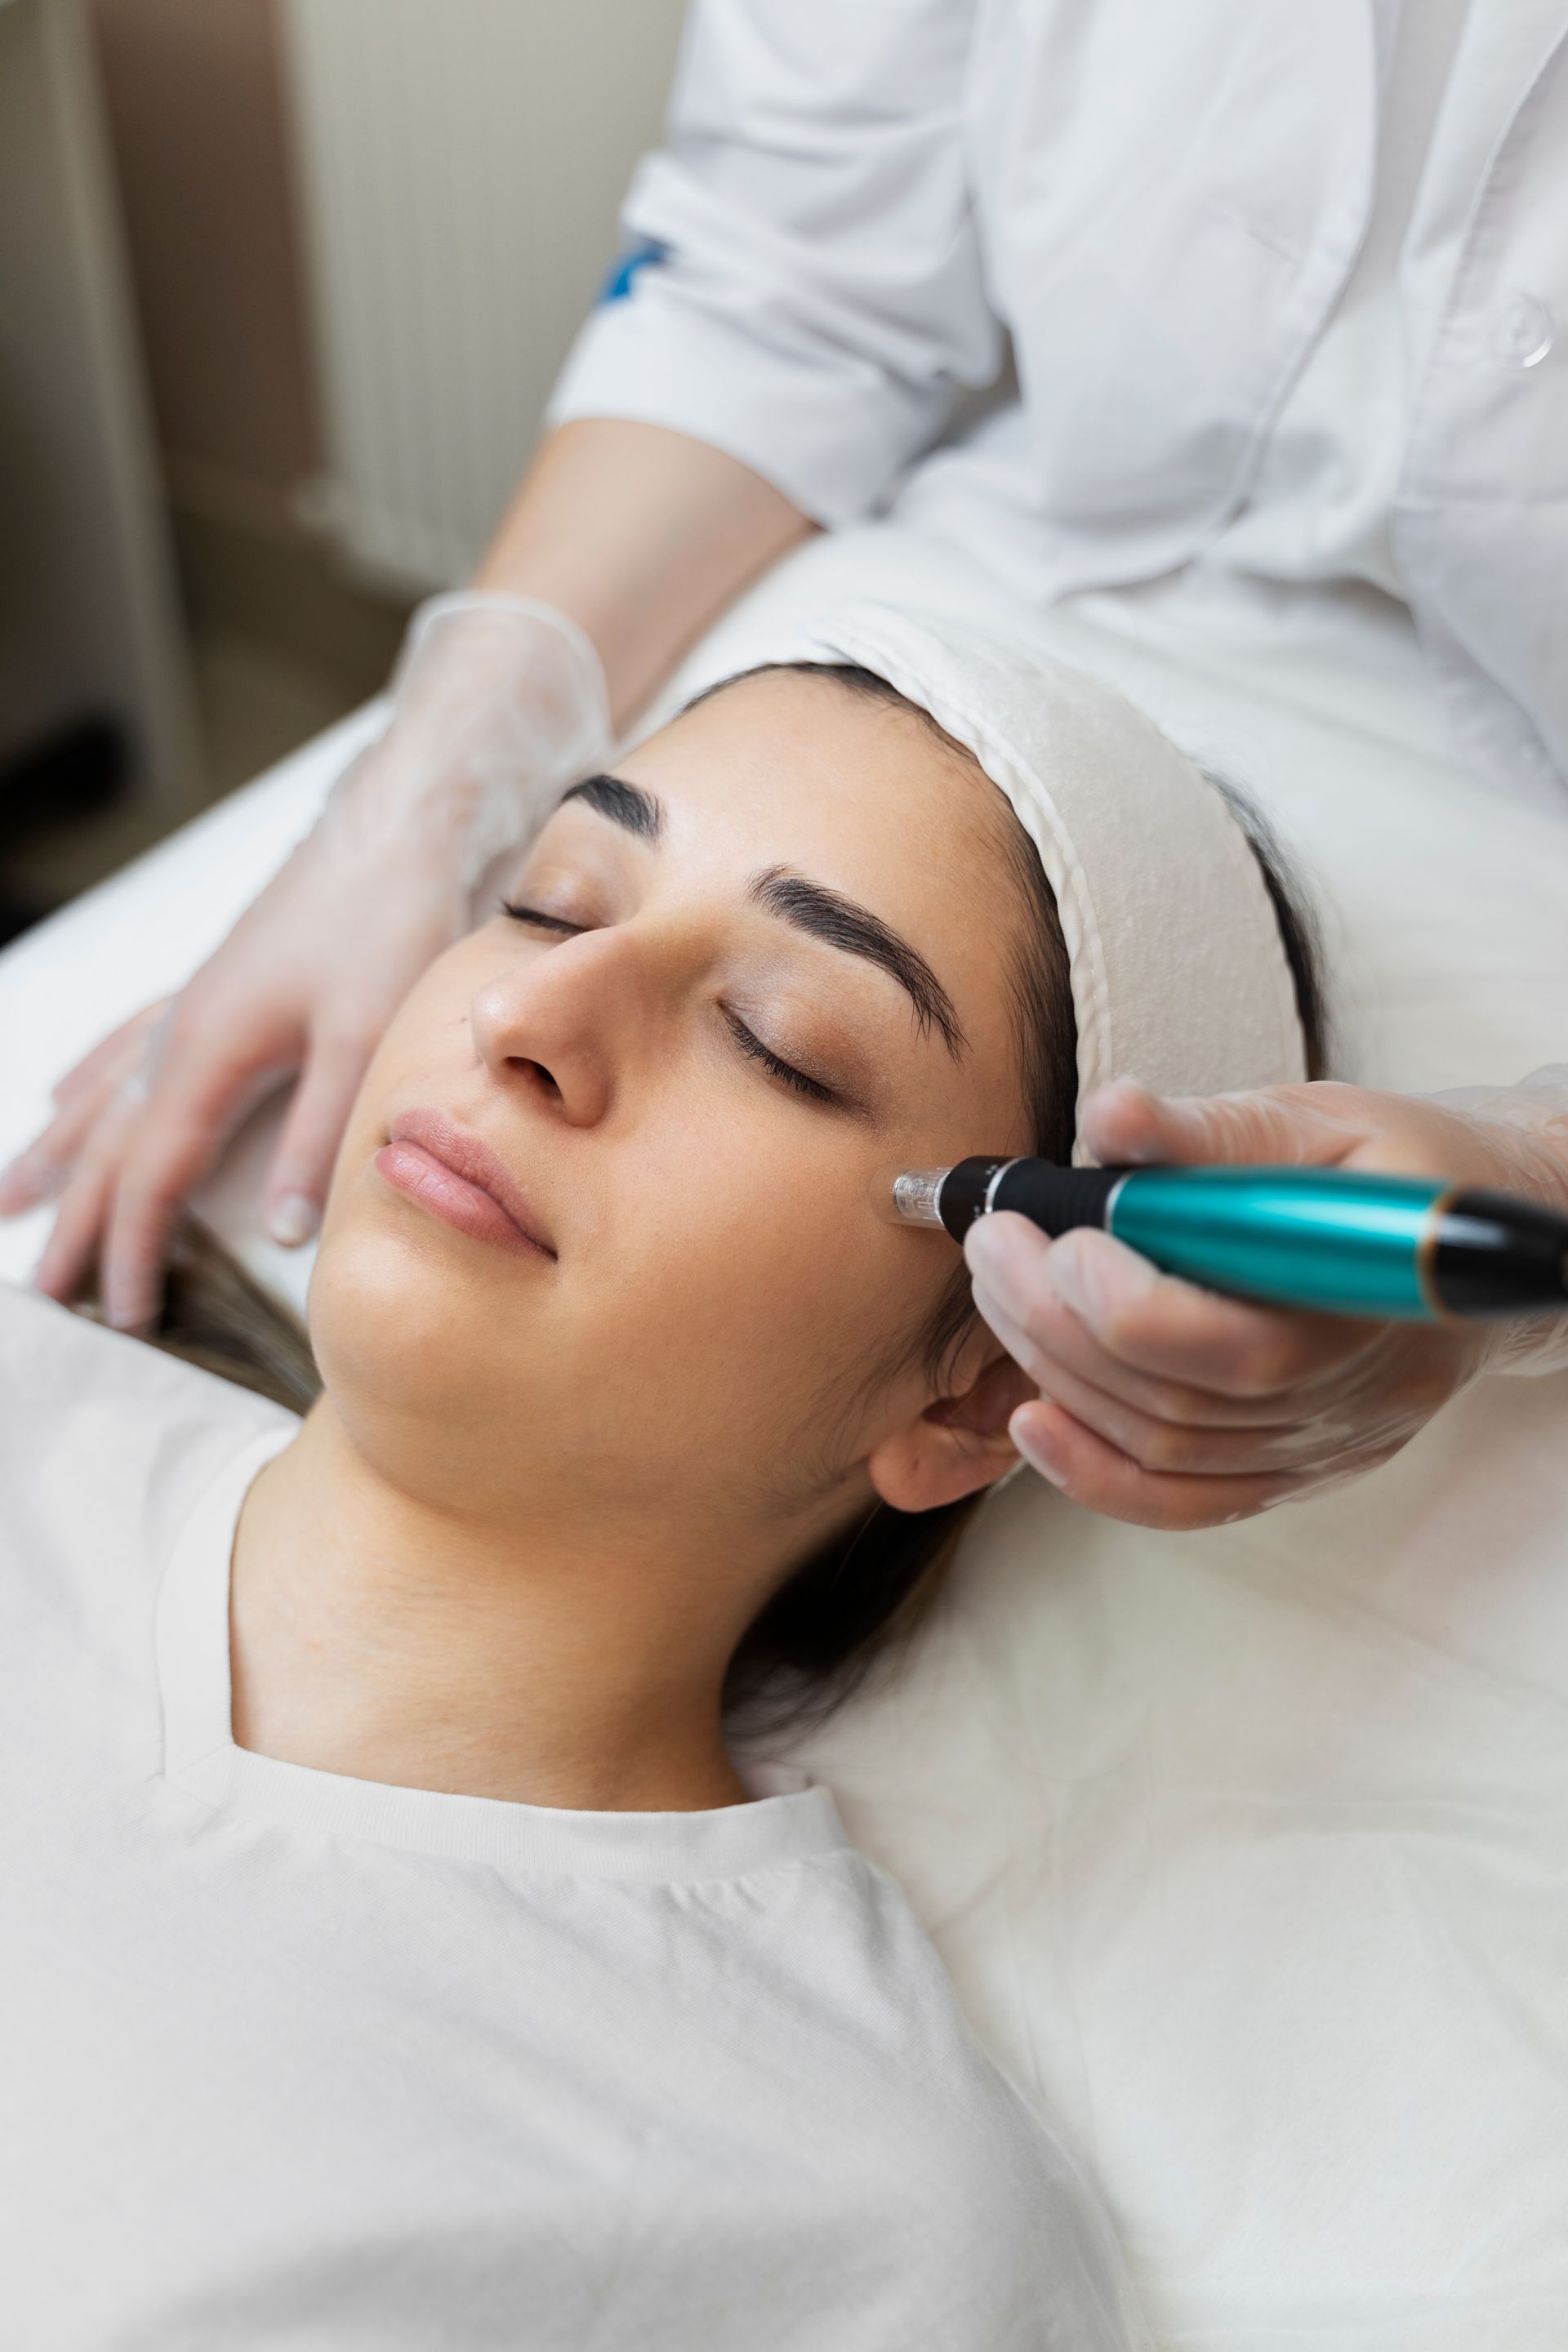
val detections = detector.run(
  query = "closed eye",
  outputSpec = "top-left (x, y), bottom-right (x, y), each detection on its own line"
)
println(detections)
top-left (724, 1010), bottom-right (837, 1106)
top-left (503, 898), bottom-right (838, 1107)
top-left (501, 898), bottom-right (585, 938)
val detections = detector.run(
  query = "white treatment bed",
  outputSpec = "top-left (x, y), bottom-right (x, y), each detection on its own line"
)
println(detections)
top-left (3, 527), bottom-right (1566, 2350)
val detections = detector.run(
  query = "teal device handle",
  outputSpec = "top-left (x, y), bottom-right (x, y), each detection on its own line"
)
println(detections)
top-left (938, 1159), bottom-right (1568, 1319)
top-left (1107, 1167), bottom-right (1444, 1318)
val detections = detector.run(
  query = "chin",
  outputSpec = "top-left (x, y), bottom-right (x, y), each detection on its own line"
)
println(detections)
top-left (307, 1209), bottom-right (507, 1432)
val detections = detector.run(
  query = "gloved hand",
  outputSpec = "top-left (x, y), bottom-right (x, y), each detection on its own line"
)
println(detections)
top-left (0, 593), bottom-right (611, 1331)
top-left (965, 1069), bottom-right (1568, 1530)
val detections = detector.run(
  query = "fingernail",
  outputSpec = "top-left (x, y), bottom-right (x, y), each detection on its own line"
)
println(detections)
top-left (269, 1193), bottom-right (320, 1247)
top-left (1011, 1408), bottom-right (1069, 1488)
top-left (104, 1284), bottom-right (149, 1333)
top-left (1083, 1078), bottom-right (1171, 1164)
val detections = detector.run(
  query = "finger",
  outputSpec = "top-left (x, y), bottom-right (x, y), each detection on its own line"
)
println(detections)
top-left (29, 1115), bottom-right (133, 1303)
top-left (1007, 1399), bottom-right (1300, 1530)
top-left (0, 1034), bottom-right (152, 1214)
top-left (99, 1169), bottom-right (183, 1334)
top-left (262, 1030), bottom-right (372, 1245)
top-left (0, 1122), bottom-right (77, 1214)
top-left (969, 1216), bottom-right (1377, 1404)
top-left (48, 1000), bottom-right (169, 1108)
top-left (1080, 1076), bottom-right (1370, 1172)
top-left (1002, 1343), bottom-right (1362, 1478)
top-left (98, 1110), bottom-right (241, 1332)
top-left (95, 1020), bottom-right (286, 1330)
top-left (1045, 1227), bottom-right (1381, 1396)
top-left (27, 1021), bottom-right (178, 1285)
top-left (969, 1263), bottom-right (1344, 1438)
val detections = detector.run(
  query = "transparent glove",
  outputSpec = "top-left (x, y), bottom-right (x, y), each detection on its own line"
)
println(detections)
top-left (964, 1069), bottom-right (1568, 1530)
top-left (0, 593), bottom-right (610, 1330)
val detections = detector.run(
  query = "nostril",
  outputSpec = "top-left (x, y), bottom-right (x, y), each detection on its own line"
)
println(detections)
top-left (520, 1058), bottom-right (562, 1102)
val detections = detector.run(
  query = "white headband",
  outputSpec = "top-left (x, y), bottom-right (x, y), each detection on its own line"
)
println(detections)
top-left (790, 602), bottom-right (1307, 1158)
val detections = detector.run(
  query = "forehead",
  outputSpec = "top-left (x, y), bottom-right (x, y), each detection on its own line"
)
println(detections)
top-left (609, 666), bottom-right (1030, 1111)
top-left (621, 667), bottom-right (1008, 905)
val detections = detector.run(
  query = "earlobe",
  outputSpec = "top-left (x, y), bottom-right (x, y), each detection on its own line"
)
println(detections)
top-left (865, 1353), bottom-right (1036, 1515)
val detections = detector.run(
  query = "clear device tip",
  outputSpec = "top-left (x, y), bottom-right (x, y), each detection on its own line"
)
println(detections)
top-left (875, 1167), bottom-right (950, 1228)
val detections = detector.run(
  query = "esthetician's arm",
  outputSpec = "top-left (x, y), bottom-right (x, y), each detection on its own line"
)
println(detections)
top-left (470, 419), bottom-right (813, 733)
top-left (967, 1071), bottom-right (1568, 1530)
top-left (2, 421), bottom-right (812, 1330)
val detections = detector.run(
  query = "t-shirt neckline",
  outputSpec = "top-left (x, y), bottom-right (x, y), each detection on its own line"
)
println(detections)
top-left (155, 1428), bottom-right (850, 1882)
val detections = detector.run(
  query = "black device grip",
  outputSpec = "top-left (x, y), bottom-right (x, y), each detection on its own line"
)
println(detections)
top-left (938, 1157), bottom-right (1123, 1241)
top-left (1432, 1188), bottom-right (1568, 1316)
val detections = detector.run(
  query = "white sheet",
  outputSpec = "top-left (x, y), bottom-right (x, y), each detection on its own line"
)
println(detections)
top-left (2, 526), bottom-right (1566, 2349)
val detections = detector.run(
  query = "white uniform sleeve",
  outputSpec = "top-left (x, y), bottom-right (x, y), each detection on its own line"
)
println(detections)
top-left (546, 0), bottom-right (997, 527)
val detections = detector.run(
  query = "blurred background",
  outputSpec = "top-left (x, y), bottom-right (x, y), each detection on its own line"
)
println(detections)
top-left (0, 0), bottom-right (685, 945)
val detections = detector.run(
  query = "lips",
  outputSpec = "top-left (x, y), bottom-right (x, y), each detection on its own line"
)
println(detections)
top-left (375, 1108), bottom-right (556, 1260)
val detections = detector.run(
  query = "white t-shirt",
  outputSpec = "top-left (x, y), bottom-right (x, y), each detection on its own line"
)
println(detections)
top-left (0, 1282), bottom-right (1139, 2352)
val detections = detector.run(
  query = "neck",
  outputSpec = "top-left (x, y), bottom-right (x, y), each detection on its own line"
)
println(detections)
top-left (230, 1400), bottom-right (765, 1812)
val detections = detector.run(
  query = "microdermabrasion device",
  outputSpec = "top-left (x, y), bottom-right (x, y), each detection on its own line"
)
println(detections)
top-left (880, 1159), bottom-right (1568, 1321)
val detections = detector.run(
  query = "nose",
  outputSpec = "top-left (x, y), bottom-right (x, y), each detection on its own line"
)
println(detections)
top-left (470, 926), bottom-right (650, 1127)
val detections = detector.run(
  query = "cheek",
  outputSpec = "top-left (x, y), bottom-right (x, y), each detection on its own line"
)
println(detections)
top-left (306, 960), bottom-right (521, 1433)
top-left (304, 1204), bottom-right (555, 1520)
top-left (565, 1104), bottom-right (947, 1455)
top-left (307, 1211), bottom-right (498, 1410)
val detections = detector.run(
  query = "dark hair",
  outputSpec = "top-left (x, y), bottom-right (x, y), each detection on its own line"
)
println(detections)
top-left (79, 1214), bottom-right (318, 1414)
top-left (105, 662), bottom-right (1327, 1744)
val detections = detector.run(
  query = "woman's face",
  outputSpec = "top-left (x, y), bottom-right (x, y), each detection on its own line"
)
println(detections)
top-left (311, 670), bottom-right (1036, 1557)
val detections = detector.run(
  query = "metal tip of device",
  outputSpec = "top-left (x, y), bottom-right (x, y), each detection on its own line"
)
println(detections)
top-left (875, 1166), bottom-right (950, 1228)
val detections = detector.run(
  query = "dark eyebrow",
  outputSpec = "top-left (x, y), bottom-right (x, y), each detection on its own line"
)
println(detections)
top-left (559, 773), bottom-right (664, 842)
top-left (749, 866), bottom-right (967, 1058)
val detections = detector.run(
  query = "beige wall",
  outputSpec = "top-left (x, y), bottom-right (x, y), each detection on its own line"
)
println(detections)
top-left (0, 0), bottom-right (201, 810)
top-left (90, 0), bottom-right (319, 528)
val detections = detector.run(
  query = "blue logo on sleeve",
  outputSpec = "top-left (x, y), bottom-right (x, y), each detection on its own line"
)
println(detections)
top-left (598, 238), bottom-right (672, 305)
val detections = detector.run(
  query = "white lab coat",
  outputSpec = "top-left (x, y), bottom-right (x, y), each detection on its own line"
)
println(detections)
top-left (550, 0), bottom-right (1568, 799)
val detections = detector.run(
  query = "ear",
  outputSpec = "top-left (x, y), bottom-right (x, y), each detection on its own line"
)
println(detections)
top-left (865, 1351), bottom-right (1037, 1516)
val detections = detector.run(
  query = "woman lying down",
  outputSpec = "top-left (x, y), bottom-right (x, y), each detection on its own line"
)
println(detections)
top-left (0, 605), bottom-right (1322, 2349)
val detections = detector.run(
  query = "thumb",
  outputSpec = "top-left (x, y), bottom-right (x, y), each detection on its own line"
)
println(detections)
top-left (1080, 1076), bottom-right (1363, 1171)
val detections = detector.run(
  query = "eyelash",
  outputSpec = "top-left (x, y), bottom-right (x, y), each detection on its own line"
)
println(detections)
top-left (722, 1011), bottom-right (837, 1105)
top-left (500, 898), bottom-right (838, 1107)
top-left (501, 898), bottom-right (581, 937)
